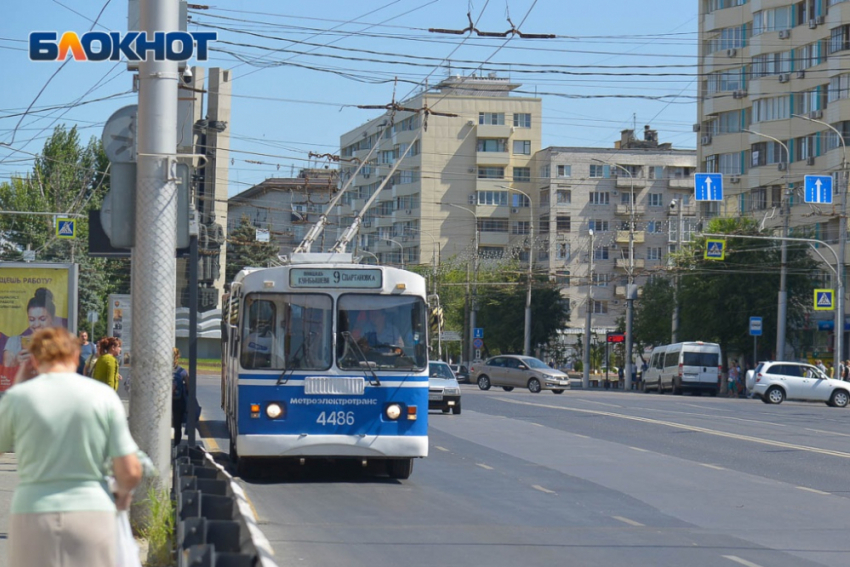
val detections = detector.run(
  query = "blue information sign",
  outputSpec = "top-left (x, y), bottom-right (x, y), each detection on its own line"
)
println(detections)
top-left (695, 173), bottom-right (723, 202)
top-left (473, 328), bottom-right (484, 339)
top-left (749, 316), bottom-right (763, 337)
top-left (804, 175), bottom-right (833, 204)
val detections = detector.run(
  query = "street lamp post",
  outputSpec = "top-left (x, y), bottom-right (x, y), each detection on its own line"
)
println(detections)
top-left (792, 114), bottom-right (847, 361)
top-left (408, 227), bottom-right (442, 358)
top-left (443, 203), bottom-right (479, 364)
top-left (583, 229), bottom-right (594, 389)
top-left (671, 198), bottom-right (684, 343)
top-left (744, 128), bottom-right (790, 360)
top-left (592, 159), bottom-right (635, 390)
top-left (385, 238), bottom-right (405, 269)
top-left (358, 250), bottom-right (379, 264)
top-left (501, 186), bottom-right (535, 356)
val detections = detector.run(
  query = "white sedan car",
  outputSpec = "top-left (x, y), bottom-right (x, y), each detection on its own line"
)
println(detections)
top-left (746, 361), bottom-right (850, 407)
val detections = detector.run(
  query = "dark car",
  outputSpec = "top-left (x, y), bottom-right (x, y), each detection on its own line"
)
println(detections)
top-left (429, 361), bottom-right (462, 414)
top-left (450, 363), bottom-right (470, 383)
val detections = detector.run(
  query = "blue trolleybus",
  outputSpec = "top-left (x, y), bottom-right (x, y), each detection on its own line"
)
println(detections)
top-left (221, 253), bottom-right (429, 479)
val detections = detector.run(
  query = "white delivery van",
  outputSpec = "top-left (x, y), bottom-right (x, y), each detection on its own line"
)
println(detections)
top-left (656, 342), bottom-right (722, 395)
top-left (642, 345), bottom-right (667, 392)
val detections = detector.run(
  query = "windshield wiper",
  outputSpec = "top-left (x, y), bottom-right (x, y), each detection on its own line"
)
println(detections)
top-left (276, 332), bottom-right (312, 386)
top-left (341, 331), bottom-right (380, 386)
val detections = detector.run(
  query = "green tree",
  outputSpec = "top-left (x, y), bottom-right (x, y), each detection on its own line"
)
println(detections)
top-left (633, 277), bottom-right (675, 348)
top-left (225, 215), bottom-right (280, 283)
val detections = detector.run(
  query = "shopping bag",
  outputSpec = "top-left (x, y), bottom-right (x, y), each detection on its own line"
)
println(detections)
top-left (116, 510), bottom-right (142, 567)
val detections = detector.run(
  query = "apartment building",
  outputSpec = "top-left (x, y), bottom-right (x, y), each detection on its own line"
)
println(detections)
top-left (337, 74), bottom-right (542, 265)
top-left (535, 128), bottom-right (696, 332)
top-left (698, 0), bottom-right (847, 257)
top-left (227, 169), bottom-right (339, 256)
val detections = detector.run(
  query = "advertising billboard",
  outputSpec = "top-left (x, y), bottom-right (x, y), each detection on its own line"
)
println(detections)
top-left (108, 294), bottom-right (132, 367)
top-left (0, 263), bottom-right (79, 392)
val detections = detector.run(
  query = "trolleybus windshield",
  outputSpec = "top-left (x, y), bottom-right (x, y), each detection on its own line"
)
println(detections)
top-left (337, 294), bottom-right (427, 371)
top-left (241, 293), bottom-right (333, 370)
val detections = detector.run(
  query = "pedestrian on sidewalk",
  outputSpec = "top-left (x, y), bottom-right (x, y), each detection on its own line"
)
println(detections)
top-left (92, 337), bottom-right (122, 391)
top-left (77, 330), bottom-right (95, 375)
top-left (172, 347), bottom-right (189, 445)
top-left (727, 360), bottom-right (739, 398)
top-left (0, 326), bottom-right (142, 567)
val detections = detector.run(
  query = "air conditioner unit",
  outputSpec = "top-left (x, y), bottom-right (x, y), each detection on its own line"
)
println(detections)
top-left (726, 48), bottom-right (737, 57)
top-left (467, 120), bottom-right (475, 126)
top-left (730, 175), bottom-right (741, 184)
top-left (796, 70), bottom-right (806, 79)
top-left (511, 207), bottom-right (520, 214)
top-left (807, 156), bottom-right (816, 166)
top-left (468, 194), bottom-right (477, 205)
top-left (809, 19), bottom-right (818, 29)
top-left (732, 90), bottom-right (747, 99)
top-left (701, 134), bottom-right (713, 145)
top-left (778, 162), bottom-right (787, 171)
top-left (693, 123), bottom-right (701, 132)
top-left (810, 109), bottom-right (823, 119)
top-left (778, 73), bottom-right (790, 83)
top-left (778, 29), bottom-right (791, 39)
top-left (817, 15), bottom-right (826, 25)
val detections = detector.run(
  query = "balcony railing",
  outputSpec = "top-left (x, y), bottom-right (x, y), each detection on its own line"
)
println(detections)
top-left (615, 230), bottom-right (645, 244)
top-left (615, 258), bottom-right (645, 270)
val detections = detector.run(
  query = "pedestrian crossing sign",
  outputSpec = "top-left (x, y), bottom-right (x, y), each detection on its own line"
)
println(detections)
top-left (704, 239), bottom-right (726, 260)
top-left (814, 289), bottom-right (835, 311)
top-left (55, 218), bottom-right (76, 239)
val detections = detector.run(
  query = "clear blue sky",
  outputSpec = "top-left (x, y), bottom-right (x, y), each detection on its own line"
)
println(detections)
top-left (0, 0), bottom-right (699, 196)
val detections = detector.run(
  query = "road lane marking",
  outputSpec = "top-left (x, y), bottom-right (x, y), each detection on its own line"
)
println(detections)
top-left (700, 463), bottom-right (725, 471)
top-left (642, 407), bottom-right (787, 427)
top-left (576, 399), bottom-right (623, 408)
top-left (476, 463), bottom-right (494, 470)
top-left (723, 555), bottom-right (765, 567)
top-left (573, 434), bottom-right (590, 439)
top-left (496, 398), bottom-right (850, 460)
top-left (804, 427), bottom-right (850, 438)
top-left (796, 486), bottom-right (830, 495)
top-left (612, 515), bottom-right (644, 527)
top-left (629, 446), bottom-right (649, 453)
top-left (532, 485), bottom-right (555, 494)
top-left (435, 446), bottom-right (450, 452)
top-left (197, 415), bottom-right (221, 453)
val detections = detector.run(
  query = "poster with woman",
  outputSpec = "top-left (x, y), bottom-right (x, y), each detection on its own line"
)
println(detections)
top-left (0, 263), bottom-right (79, 392)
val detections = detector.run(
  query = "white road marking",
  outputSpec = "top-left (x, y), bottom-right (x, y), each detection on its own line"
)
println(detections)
top-left (573, 434), bottom-right (590, 439)
top-left (699, 463), bottom-right (725, 471)
top-left (495, 398), bottom-right (850, 459)
top-left (722, 555), bottom-right (765, 567)
top-left (796, 486), bottom-right (830, 495)
top-left (629, 446), bottom-right (649, 453)
top-left (804, 427), bottom-right (850, 438)
top-left (612, 515), bottom-right (644, 527)
top-left (435, 446), bottom-right (449, 452)
top-left (576, 399), bottom-right (623, 408)
top-left (476, 463), bottom-right (494, 470)
top-left (532, 484), bottom-right (555, 494)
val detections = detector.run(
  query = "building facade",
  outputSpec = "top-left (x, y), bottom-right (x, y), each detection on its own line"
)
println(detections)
top-left (338, 74), bottom-right (542, 266)
top-left (535, 128), bottom-right (696, 332)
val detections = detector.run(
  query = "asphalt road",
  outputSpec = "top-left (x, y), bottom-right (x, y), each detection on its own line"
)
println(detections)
top-left (195, 375), bottom-right (850, 567)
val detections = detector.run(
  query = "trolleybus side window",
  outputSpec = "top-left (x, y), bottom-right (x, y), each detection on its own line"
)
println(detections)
top-left (241, 293), bottom-right (333, 370)
top-left (337, 294), bottom-right (427, 370)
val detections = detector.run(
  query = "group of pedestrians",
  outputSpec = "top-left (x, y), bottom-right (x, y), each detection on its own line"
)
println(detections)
top-left (815, 359), bottom-right (850, 381)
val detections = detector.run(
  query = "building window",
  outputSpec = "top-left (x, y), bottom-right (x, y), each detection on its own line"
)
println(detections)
top-left (477, 219), bottom-right (509, 232)
top-left (706, 24), bottom-right (747, 52)
top-left (797, 41), bottom-right (824, 71)
top-left (589, 164), bottom-right (606, 178)
top-left (513, 167), bottom-right (531, 182)
top-left (751, 188), bottom-right (767, 210)
top-left (751, 51), bottom-right (792, 78)
top-left (647, 247), bottom-right (663, 260)
top-left (556, 215), bottom-right (571, 232)
top-left (646, 221), bottom-right (664, 233)
top-left (479, 246), bottom-right (504, 259)
top-left (648, 193), bottom-right (663, 207)
top-left (752, 7), bottom-right (792, 36)
top-left (589, 192), bottom-right (610, 205)
top-left (593, 273), bottom-right (610, 287)
top-left (512, 193), bottom-right (530, 207)
top-left (621, 192), bottom-right (636, 205)
top-left (594, 247), bottom-right (609, 261)
top-left (511, 221), bottom-right (530, 235)
top-left (830, 24), bottom-right (850, 54)
top-left (556, 190), bottom-right (571, 204)
top-left (540, 164), bottom-right (551, 178)
top-left (513, 113), bottom-right (531, 128)
top-left (479, 112), bottom-right (505, 125)
top-left (592, 300), bottom-right (608, 314)
top-left (829, 74), bottom-right (850, 103)
top-left (512, 140), bottom-right (531, 155)
top-left (706, 68), bottom-right (745, 94)
top-left (556, 243), bottom-right (570, 260)
top-left (794, 88), bottom-right (825, 114)
top-left (477, 138), bottom-right (508, 152)
top-left (477, 190), bottom-right (509, 206)
top-left (478, 166), bottom-right (505, 179)
top-left (617, 164), bottom-right (643, 178)
top-left (751, 140), bottom-right (787, 167)
top-left (557, 165), bottom-right (571, 178)
top-left (589, 219), bottom-right (609, 232)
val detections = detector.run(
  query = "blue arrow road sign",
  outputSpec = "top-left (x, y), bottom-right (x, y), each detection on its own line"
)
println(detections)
top-left (695, 173), bottom-right (723, 202)
top-left (804, 175), bottom-right (833, 204)
top-left (749, 316), bottom-right (763, 337)
top-left (473, 328), bottom-right (484, 339)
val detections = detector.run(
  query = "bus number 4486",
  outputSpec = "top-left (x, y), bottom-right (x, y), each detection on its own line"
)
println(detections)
top-left (317, 411), bottom-right (355, 426)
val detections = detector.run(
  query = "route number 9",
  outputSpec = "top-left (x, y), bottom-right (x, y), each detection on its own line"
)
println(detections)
top-left (317, 411), bottom-right (355, 426)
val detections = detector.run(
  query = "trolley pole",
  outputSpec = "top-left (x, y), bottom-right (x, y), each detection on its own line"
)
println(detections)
top-left (582, 229), bottom-right (594, 389)
top-left (129, 0), bottom-right (180, 500)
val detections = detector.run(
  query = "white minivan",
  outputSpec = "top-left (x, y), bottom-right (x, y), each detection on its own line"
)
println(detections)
top-left (645, 342), bottom-right (722, 395)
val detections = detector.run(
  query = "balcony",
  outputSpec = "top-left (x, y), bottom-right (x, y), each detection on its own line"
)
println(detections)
top-left (615, 258), bottom-right (645, 270)
top-left (476, 151), bottom-right (511, 166)
top-left (615, 286), bottom-right (626, 298)
top-left (615, 230), bottom-right (645, 244)
top-left (476, 124), bottom-right (513, 138)
top-left (615, 204), bottom-right (645, 216)
top-left (668, 177), bottom-right (694, 190)
top-left (615, 176), bottom-right (648, 189)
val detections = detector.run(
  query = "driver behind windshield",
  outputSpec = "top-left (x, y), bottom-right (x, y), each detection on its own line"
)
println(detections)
top-left (353, 309), bottom-right (405, 350)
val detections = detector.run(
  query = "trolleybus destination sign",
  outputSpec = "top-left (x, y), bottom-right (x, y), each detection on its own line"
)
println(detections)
top-left (290, 268), bottom-right (383, 289)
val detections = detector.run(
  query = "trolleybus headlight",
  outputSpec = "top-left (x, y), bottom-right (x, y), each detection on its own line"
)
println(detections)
top-left (385, 403), bottom-right (402, 420)
top-left (266, 402), bottom-right (285, 419)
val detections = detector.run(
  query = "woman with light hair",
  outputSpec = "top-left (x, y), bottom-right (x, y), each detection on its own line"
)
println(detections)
top-left (0, 326), bottom-right (141, 566)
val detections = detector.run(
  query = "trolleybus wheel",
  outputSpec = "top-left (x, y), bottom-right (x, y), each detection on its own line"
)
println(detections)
top-left (387, 458), bottom-right (413, 480)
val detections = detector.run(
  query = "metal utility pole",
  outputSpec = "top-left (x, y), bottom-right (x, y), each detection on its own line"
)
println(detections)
top-left (130, 0), bottom-right (179, 496)
top-left (745, 129), bottom-right (790, 360)
top-left (671, 199), bottom-right (683, 343)
top-left (444, 203), bottom-right (478, 363)
top-left (583, 229), bottom-right (594, 389)
top-left (793, 114), bottom-right (847, 361)
top-left (502, 186), bottom-right (535, 356)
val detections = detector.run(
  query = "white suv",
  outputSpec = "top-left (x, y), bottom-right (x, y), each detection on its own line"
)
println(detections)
top-left (747, 361), bottom-right (850, 407)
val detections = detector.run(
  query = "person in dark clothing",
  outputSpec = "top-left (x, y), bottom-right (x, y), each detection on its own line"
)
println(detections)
top-left (172, 347), bottom-right (188, 445)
